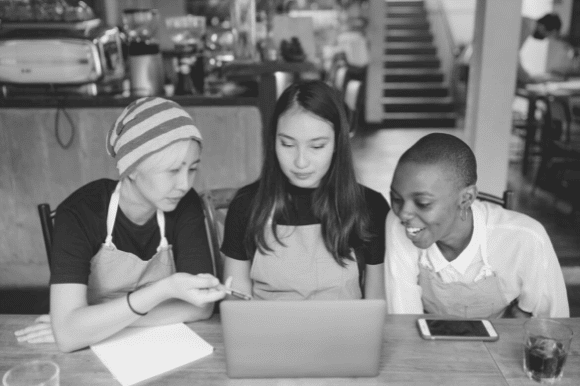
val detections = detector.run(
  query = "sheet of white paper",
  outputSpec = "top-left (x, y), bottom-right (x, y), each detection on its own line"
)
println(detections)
top-left (91, 323), bottom-right (213, 386)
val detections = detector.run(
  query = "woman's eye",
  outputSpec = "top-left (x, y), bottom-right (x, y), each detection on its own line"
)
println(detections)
top-left (281, 142), bottom-right (293, 148)
top-left (169, 169), bottom-right (180, 174)
top-left (416, 201), bottom-right (431, 209)
top-left (189, 168), bottom-right (197, 173)
top-left (311, 144), bottom-right (325, 150)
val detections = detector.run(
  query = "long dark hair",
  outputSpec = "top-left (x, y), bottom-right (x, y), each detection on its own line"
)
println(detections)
top-left (244, 80), bottom-right (370, 266)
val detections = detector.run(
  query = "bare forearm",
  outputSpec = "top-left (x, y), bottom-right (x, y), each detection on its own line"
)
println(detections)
top-left (131, 299), bottom-right (213, 326)
top-left (51, 280), bottom-right (170, 352)
top-left (364, 264), bottom-right (386, 300)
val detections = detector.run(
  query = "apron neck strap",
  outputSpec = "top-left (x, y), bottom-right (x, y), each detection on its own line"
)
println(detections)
top-left (472, 203), bottom-right (493, 281)
top-left (105, 181), bottom-right (168, 250)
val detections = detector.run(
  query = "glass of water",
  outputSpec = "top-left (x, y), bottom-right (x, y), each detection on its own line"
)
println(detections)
top-left (523, 319), bottom-right (573, 384)
top-left (2, 360), bottom-right (59, 386)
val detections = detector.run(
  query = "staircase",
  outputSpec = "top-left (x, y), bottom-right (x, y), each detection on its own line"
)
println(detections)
top-left (383, 0), bottom-right (456, 128)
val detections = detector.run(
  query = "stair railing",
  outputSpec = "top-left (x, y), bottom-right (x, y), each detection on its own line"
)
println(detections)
top-left (424, 0), bottom-right (458, 98)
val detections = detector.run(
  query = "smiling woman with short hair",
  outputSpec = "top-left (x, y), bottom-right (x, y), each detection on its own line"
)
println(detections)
top-left (385, 133), bottom-right (569, 318)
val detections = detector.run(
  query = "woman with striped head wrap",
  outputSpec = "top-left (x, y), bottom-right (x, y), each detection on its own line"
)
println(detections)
top-left (16, 98), bottom-right (229, 352)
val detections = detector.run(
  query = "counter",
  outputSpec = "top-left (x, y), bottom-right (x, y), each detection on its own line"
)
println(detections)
top-left (0, 96), bottom-right (263, 288)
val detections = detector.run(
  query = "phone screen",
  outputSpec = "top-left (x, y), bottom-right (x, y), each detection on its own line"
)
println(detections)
top-left (426, 319), bottom-right (490, 337)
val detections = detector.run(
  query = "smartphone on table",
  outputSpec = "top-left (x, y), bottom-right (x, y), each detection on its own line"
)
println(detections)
top-left (417, 318), bottom-right (499, 341)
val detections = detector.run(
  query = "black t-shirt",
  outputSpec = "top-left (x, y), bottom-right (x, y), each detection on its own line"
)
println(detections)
top-left (50, 179), bottom-right (212, 285)
top-left (221, 181), bottom-right (389, 265)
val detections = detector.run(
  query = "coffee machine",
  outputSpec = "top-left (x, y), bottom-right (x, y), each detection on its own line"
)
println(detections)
top-left (123, 8), bottom-right (164, 96)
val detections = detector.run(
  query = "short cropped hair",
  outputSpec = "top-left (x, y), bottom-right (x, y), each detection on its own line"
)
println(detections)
top-left (398, 133), bottom-right (477, 188)
top-left (537, 13), bottom-right (562, 33)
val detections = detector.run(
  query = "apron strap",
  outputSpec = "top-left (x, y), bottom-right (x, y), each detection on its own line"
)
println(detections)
top-left (156, 209), bottom-right (169, 252)
top-left (105, 183), bottom-right (122, 248)
top-left (472, 204), bottom-right (493, 282)
top-left (356, 251), bottom-right (365, 293)
top-left (105, 181), bottom-right (168, 251)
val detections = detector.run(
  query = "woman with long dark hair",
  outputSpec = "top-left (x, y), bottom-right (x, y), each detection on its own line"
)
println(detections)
top-left (221, 80), bottom-right (389, 300)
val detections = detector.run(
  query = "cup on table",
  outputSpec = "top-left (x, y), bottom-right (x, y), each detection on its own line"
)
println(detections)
top-left (523, 319), bottom-right (573, 384)
top-left (2, 360), bottom-right (59, 386)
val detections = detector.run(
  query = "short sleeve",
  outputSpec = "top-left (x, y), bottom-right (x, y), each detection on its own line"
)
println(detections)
top-left (220, 185), bottom-right (255, 261)
top-left (169, 189), bottom-right (214, 275)
top-left (50, 207), bottom-right (95, 285)
top-left (384, 210), bottom-right (424, 314)
top-left (515, 225), bottom-right (570, 317)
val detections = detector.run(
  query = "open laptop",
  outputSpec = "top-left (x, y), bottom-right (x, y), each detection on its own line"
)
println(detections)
top-left (220, 300), bottom-right (386, 378)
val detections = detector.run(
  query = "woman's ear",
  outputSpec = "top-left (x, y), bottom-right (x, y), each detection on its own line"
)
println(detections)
top-left (460, 184), bottom-right (478, 209)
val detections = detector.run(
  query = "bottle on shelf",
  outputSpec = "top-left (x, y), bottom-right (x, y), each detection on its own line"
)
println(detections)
top-left (175, 54), bottom-right (196, 95)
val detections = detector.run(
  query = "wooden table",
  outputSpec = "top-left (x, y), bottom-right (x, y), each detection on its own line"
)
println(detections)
top-left (1, 315), bottom-right (579, 385)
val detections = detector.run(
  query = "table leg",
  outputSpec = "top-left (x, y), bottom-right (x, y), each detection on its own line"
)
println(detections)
top-left (522, 96), bottom-right (537, 176)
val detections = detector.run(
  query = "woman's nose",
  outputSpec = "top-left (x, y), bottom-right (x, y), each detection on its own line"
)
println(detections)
top-left (176, 168), bottom-right (191, 190)
top-left (398, 203), bottom-right (414, 222)
top-left (293, 148), bottom-right (309, 169)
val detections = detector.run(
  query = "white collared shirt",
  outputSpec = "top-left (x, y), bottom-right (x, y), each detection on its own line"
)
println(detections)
top-left (385, 201), bottom-right (570, 317)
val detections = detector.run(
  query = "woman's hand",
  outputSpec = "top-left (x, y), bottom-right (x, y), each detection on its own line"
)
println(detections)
top-left (167, 273), bottom-right (227, 307)
top-left (14, 314), bottom-right (55, 344)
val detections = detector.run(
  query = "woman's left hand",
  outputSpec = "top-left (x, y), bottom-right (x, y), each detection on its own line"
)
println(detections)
top-left (14, 314), bottom-right (55, 343)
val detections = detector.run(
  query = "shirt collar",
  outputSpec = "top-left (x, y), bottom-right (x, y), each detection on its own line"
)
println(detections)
top-left (427, 203), bottom-right (486, 275)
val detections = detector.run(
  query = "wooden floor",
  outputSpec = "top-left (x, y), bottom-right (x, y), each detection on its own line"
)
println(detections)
top-left (1, 126), bottom-right (578, 316)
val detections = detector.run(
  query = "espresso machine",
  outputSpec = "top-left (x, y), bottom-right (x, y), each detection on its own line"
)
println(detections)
top-left (123, 8), bottom-right (164, 96)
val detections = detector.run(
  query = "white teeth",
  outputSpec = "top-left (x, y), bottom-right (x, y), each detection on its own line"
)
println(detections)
top-left (406, 227), bottom-right (423, 236)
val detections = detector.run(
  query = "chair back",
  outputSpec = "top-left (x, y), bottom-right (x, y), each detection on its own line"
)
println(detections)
top-left (344, 79), bottom-right (362, 135)
top-left (476, 191), bottom-right (514, 210)
top-left (37, 203), bottom-right (56, 268)
top-left (199, 188), bottom-right (239, 282)
top-left (542, 97), bottom-right (572, 144)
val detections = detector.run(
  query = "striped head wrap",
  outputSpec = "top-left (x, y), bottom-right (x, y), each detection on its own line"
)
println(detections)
top-left (106, 97), bottom-right (202, 179)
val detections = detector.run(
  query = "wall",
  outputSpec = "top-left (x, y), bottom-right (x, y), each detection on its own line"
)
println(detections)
top-left (0, 105), bottom-right (262, 288)
top-left (439, 0), bottom-right (476, 46)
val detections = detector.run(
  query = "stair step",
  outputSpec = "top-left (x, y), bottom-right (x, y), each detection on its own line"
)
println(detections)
top-left (386, 29), bottom-right (432, 37)
top-left (386, 7), bottom-right (427, 16)
top-left (387, 0), bottom-right (425, 7)
top-left (384, 55), bottom-right (440, 68)
top-left (386, 34), bottom-right (433, 42)
top-left (383, 68), bottom-right (444, 81)
top-left (384, 68), bottom-right (442, 75)
top-left (383, 86), bottom-right (448, 97)
top-left (385, 46), bottom-right (436, 55)
top-left (385, 19), bottom-right (430, 29)
top-left (382, 112), bottom-right (456, 128)
top-left (385, 54), bottom-right (439, 61)
top-left (384, 82), bottom-right (446, 89)
top-left (384, 72), bottom-right (443, 82)
top-left (382, 97), bottom-right (454, 112)
top-left (387, 42), bottom-right (435, 50)
top-left (386, 24), bottom-right (430, 32)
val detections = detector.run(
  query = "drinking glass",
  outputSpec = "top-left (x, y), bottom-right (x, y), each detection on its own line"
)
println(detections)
top-left (2, 360), bottom-right (59, 386)
top-left (523, 319), bottom-right (573, 384)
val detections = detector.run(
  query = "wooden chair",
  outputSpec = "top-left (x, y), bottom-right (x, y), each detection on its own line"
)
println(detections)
top-left (533, 97), bottom-right (580, 206)
top-left (199, 188), bottom-right (239, 282)
top-left (477, 191), bottom-right (514, 210)
top-left (37, 203), bottom-right (56, 268)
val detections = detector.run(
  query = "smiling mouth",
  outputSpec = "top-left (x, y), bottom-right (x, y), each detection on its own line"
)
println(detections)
top-left (405, 226), bottom-right (424, 237)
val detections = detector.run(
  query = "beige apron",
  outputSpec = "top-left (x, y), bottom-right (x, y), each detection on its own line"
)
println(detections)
top-left (86, 183), bottom-right (175, 305)
top-left (250, 221), bottom-right (362, 300)
top-left (418, 209), bottom-right (510, 319)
